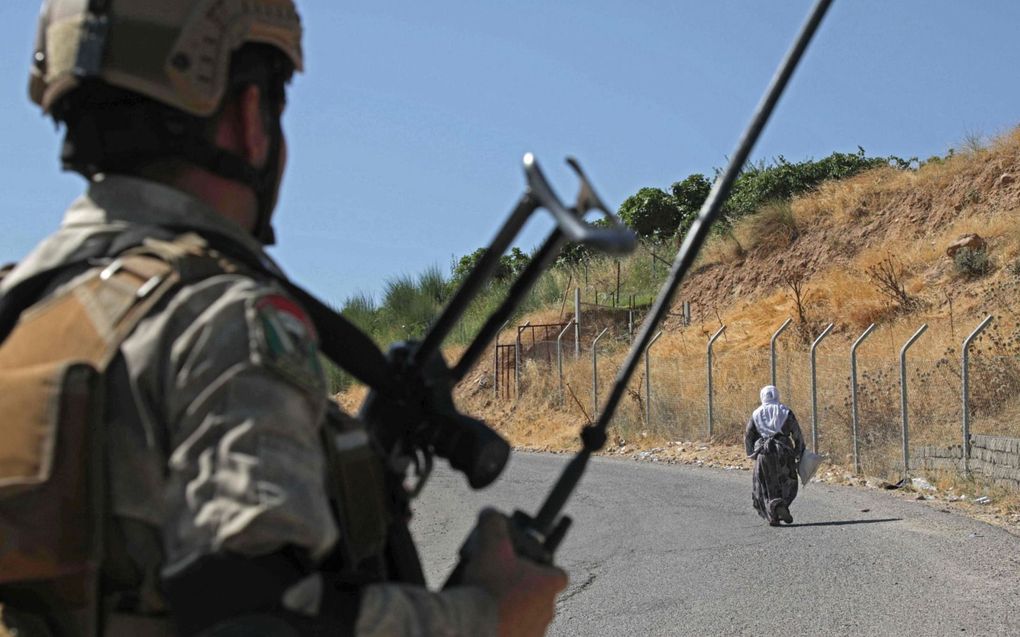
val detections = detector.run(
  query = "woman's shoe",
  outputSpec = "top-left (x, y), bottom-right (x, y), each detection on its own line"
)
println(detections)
top-left (776, 503), bottom-right (793, 524)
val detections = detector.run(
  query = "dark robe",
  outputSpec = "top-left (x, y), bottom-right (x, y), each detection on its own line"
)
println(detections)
top-left (744, 410), bottom-right (805, 525)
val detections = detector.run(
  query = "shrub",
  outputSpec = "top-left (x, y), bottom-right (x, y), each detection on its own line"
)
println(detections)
top-left (669, 173), bottom-right (712, 236)
top-left (722, 148), bottom-right (898, 221)
top-left (618, 187), bottom-right (682, 237)
top-left (743, 200), bottom-right (798, 250)
top-left (866, 254), bottom-right (917, 311)
top-left (341, 291), bottom-right (378, 335)
top-left (953, 247), bottom-right (992, 279)
top-left (451, 247), bottom-right (531, 285)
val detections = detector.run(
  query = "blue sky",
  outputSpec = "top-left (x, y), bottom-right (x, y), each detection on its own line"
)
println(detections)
top-left (1, 1), bottom-right (1019, 306)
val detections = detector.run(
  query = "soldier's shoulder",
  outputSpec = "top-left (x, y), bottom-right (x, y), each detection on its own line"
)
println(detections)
top-left (142, 269), bottom-right (327, 396)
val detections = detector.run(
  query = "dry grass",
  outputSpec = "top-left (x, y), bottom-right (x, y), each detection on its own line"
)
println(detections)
top-left (735, 200), bottom-right (800, 253)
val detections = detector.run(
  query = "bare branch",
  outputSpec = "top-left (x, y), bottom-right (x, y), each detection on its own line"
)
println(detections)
top-left (866, 254), bottom-right (915, 311)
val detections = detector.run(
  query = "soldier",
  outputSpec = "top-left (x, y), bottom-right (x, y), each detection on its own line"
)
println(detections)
top-left (0, 1), bottom-right (566, 636)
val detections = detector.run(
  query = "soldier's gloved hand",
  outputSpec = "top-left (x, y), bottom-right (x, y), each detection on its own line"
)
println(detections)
top-left (461, 508), bottom-right (568, 637)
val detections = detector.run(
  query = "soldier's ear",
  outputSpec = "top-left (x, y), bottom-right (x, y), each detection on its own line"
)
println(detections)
top-left (237, 84), bottom-right (270, 168)
top-left (211, 84), bottom-right (270, 169)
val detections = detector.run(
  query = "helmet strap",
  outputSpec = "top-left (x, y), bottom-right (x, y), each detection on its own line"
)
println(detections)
top-left (252, 111), bottom-right (284, 245)
top-left (172, 120), bottom-right (283, 246)
top-left (58, 80), bottom-right (285, 245)
top-left (174, 82), bottom-right (284, 244)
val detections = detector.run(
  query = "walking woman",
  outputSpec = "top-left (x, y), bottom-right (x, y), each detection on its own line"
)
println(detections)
top-left (745, 385), bottom-right (805, 526)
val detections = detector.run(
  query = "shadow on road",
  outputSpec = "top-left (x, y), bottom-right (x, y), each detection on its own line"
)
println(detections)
top-left (779, 517), bottom-right (901, 525)
top-left (784, 518), bottom-right (901, 528)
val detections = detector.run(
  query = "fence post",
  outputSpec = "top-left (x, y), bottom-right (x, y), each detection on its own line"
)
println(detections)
top-left (592, 328), bottom-right (610, 420)
top-left (899, 323), bottom-right (928, 474)
top-left (770, 318), bottom-right (793, 390)
top-left (574, 287), bottom-right (581, 359)
top-left (515, 321), bottom-right (530, 399)
top-left (628, 298), bottom-right (634, 339)
top-left (683, 301), bottom-right (691, 327)
top-left (615, 261), bottom-right (621, 307)
top-left (644, 331), bottom-right (664, 428)
top-left (707, 325), bottom-right (726, 438)
top-left (809, 323), bottom-right (834, 454)
top-left (850, 323), bottom-right (877, 474)
top-left (962, 315), bottom-right (993, 475)
top-left (493, 319), bottom-right (509, 398)
top-left (557, 321), bottom-right (574, 406)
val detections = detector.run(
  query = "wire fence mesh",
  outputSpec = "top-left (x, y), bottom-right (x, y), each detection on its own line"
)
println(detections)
top-left (504, 305), bottom-right (1019, 481)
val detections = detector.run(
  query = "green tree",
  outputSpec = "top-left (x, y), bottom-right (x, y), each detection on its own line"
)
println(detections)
top-left (451, 247), bottom-right (531, 285)
top-left (555, 218), bottom-right (611, 265)
top-left (618, 187), bottom-right (682, 238)
top-left (670, 173), bottom-right (712, 236)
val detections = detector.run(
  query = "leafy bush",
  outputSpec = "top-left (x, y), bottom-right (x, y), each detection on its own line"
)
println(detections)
top-left (451, 247), bottom-right (531, 286)
top-left (953, 247), bottom-right (992, 278)
top-left (613, 148), bottom-right (908, 244)
top-left (555, 217), bottom-right (611, 265)
top-left (722, 148), bottom-right (897, 221)
top-left (618, 187), bottom-right (682, 238)
top-left (670, 173), bottom-right (712, 236)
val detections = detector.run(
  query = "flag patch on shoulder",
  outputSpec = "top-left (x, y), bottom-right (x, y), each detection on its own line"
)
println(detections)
top-left (251, 294), bottom-right (325, 391)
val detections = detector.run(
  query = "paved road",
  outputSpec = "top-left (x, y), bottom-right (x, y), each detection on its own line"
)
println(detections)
top-left (411, 453), bottom-right (1020, 636)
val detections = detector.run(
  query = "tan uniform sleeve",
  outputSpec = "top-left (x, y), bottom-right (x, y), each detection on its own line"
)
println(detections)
top-left (356, 585), bottom-right (499, 637)
top-left (136, 275), bottom-right (499, 634)
top-left (140, 275), bottom-right (339, 574)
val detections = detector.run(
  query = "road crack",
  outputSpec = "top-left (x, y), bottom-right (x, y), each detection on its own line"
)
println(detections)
top-left (557, 572), bottom-right (597, 604)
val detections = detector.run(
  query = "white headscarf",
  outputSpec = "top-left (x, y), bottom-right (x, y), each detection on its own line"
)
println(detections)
top-left (752, 385), bottom-right (790, 437)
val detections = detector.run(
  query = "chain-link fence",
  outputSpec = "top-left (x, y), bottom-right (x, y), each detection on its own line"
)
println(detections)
top-left (503, 300), bottom-right (1016, 481)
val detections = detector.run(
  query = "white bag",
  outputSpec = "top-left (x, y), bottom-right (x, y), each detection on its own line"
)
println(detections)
top-left (798, 450), bottom-right (823, 486)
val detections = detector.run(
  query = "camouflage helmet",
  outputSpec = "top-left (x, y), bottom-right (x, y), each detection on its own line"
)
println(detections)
top-left (30, 0), bottom-right (303, 117)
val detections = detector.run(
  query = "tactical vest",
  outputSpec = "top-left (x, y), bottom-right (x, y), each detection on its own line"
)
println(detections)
top-left (0, 233), bottom-right (398, 636)
top-left (0, 235), bottom-right (203, 636)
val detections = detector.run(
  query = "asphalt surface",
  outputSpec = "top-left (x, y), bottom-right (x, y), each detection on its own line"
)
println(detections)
top-left (411, 452), bottom-right (1020, 636)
